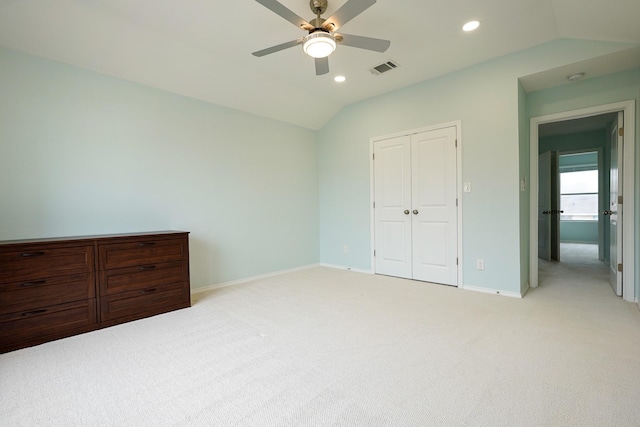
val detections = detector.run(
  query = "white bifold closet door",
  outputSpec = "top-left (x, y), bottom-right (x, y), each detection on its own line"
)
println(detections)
top-left (373, 126), bottom-right (458, 286)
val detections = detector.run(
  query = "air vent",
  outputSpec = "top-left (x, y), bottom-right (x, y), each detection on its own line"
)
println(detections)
top-left (370, 60), bottom-right (399, 75)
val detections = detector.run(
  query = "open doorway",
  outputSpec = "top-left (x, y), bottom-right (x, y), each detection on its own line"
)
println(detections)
top-left (557, 151), bottom-right (602, 266)
top-left (529, 101), bottom-right (636, 303)
top-left (538, 124), bottom-right (609, 289)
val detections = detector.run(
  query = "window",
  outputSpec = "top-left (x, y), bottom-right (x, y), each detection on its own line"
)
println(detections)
top-left (560, 169), bottom-right (598, 221)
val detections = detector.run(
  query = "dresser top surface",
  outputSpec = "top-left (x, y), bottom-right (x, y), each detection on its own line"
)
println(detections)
top-left (0, 231), bottom-right (189, 246)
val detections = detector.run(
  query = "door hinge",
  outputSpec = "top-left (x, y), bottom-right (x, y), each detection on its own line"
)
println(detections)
top-left (372, 153), bottom-right (375, 160)
top-left (456, 198), bottom-right (458, 207)
top-left (373, 201), bottom-right (375, 208)
top-left (455, 139), bottom-right (458, 148)
top-left (618, 263), bottom-right (623, 272)
top-left (618, 196), bottom-right (623, 205)
top-left (456, 257), bottom-right (459, 265)
top-left (619, 127), bottom-right (624, 137)
top-left (374, 250), bottom-right (376, 257)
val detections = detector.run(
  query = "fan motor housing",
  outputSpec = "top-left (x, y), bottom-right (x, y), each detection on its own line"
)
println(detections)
top-left (309, 0), bottom-right (328, 14)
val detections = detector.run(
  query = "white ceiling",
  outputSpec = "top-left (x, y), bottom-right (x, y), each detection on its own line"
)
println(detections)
top-left (1, 0), bottom-right (639, 130)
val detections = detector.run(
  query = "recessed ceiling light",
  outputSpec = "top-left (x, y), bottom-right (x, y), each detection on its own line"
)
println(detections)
top-left (463, 20), bottom-right (481, 32)
top-left (334, 75), bottom-right (346, 83)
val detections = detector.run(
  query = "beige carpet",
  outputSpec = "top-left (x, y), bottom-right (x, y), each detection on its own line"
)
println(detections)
top-left (1, 261), bottom-right (639, 426)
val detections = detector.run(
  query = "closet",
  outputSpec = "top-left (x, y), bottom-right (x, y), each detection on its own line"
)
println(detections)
top-left (373, 125), bottom-right (458, 285)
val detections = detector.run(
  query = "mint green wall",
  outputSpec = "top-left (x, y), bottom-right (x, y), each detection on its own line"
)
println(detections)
top-left (561, 222), bottom-right (598, 243)
top-left (539, 130), bottom-right (606, 153)
top-left (319, 39), bottom-right (634, 295)
top-left (527, 67), bottom-right (640, 299)
top-left (0, 47), bottom-right (319, 289)
top-left (2, 39), bottom-right (637, 298)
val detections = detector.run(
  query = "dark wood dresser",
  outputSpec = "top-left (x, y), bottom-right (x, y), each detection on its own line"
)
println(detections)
top-left (0, 231), bottom-right (190, 353)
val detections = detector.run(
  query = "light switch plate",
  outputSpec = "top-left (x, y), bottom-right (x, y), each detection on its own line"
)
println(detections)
top-left (463, 182), bottom-right (472, 193)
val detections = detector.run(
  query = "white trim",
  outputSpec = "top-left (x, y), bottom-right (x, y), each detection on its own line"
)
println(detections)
top-left (529, 100), bottom-right (636, 303)
top-left (191, 263), bottom-right (320, 295)
top-left (369, 137), bottom-right (376, 274)
top-left (463, 285), bottom-right (523, 299)
top-left (369, 121), bottom-right (464, 287)
top-left (319, 263), bottom-right (373, 274)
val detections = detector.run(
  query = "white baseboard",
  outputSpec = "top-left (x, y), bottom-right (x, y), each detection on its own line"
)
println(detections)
top-left (191, 263), bottom-right (320, 295)
top-left (319, 263), bottom-right (373, 275)
top-left (192, 264), bottom-right (523, 299)
top-left (462, 285), bottom-right (523, 299)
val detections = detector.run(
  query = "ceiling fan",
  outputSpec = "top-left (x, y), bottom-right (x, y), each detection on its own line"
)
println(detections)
top-left (252, 0), bottom-right (390, 75)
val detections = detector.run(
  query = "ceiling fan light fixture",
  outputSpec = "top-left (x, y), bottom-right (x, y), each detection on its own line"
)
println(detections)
top-left (303, 31), bottom-right (336, 58)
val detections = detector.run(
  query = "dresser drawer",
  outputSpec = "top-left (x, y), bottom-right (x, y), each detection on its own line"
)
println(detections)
top-left (98, 260), bottom-right (188, 296)
top-left (100, 282), bottom-right (189, 325)
top-left (0, 245), bottom-right (94, 283)
top-left (0, 273), bottom-right (95, 315)
top-left (0, 299), bottom-right (97, 352)
top-left (98, 238), bottom-right (187, 270)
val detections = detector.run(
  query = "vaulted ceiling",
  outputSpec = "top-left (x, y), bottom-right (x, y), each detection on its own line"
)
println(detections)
top-left (1, 0), bottom-right (639, 130)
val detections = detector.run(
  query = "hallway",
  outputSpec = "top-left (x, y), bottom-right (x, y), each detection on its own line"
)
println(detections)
top-left (537, 243), bottom-right (612, 298)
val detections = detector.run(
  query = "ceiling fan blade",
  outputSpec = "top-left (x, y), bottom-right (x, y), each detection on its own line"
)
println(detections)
top-left (322, 0), bottom-right (376, 31)
top-left (255, 0), bottom-right (313, 30)
top-left (252, 38), bottom-right (303, 57)
top-left (315, 57), bottom-right (329, 75)
top-left (336, 33), bottom-right (390, 52)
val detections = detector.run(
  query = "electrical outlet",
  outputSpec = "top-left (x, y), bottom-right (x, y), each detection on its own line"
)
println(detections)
top-left (476, 259), bottom-right (485, 270)
top-left (343, 245), bottom-right (349, 254)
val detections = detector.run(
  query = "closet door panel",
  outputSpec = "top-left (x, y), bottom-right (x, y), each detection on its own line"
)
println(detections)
top-left (373, 136), bottom-right (412, 278)
top-left (411, 127), bottom-right (458, 285)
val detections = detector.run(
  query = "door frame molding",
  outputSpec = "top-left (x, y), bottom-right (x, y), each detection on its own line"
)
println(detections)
top-left (369, 120), bottom-right (463, 287)
top-left (529, 100), bottom-right (636, 302)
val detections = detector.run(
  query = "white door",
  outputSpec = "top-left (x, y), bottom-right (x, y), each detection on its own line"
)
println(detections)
top-left (550, 152), bottom-right (560, 262)
top-left (608, 112), bottom-right (623, 296)
top-left (373, 126), bottom-right (458, 286)
top-left (374, 135), bottom-right (412, 278)
top-left (538, 151), bottom-right (551, 261)
top-left (411, 127), bottom-right (458, 285)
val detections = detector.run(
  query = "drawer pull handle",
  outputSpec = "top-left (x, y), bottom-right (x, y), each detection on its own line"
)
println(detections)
top-left (20, 251), bottom-right (45, 257)
top-left (138, 242), bottom-right (156, 247)
top-left (141, 288), bottom-right (158, 294)
top-left (138, 265), bottom-right (156, 271)
top-left (22, 309), bottom-right (47, 317)
top-left (20, 280), bottom-right (47, 287)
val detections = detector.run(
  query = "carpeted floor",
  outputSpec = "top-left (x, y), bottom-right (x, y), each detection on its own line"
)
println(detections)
top-left (1, 255), bottom-right (639, 426)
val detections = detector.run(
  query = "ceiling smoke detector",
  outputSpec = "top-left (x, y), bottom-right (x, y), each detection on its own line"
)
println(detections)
top-left (567, 72), bottom-right (585, 82)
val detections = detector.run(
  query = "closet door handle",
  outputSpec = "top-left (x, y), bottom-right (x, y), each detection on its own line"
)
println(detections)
top-left (404, 210), bottom-right (410, 215)
top-left (413, 210), bottom-right (419, 215)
